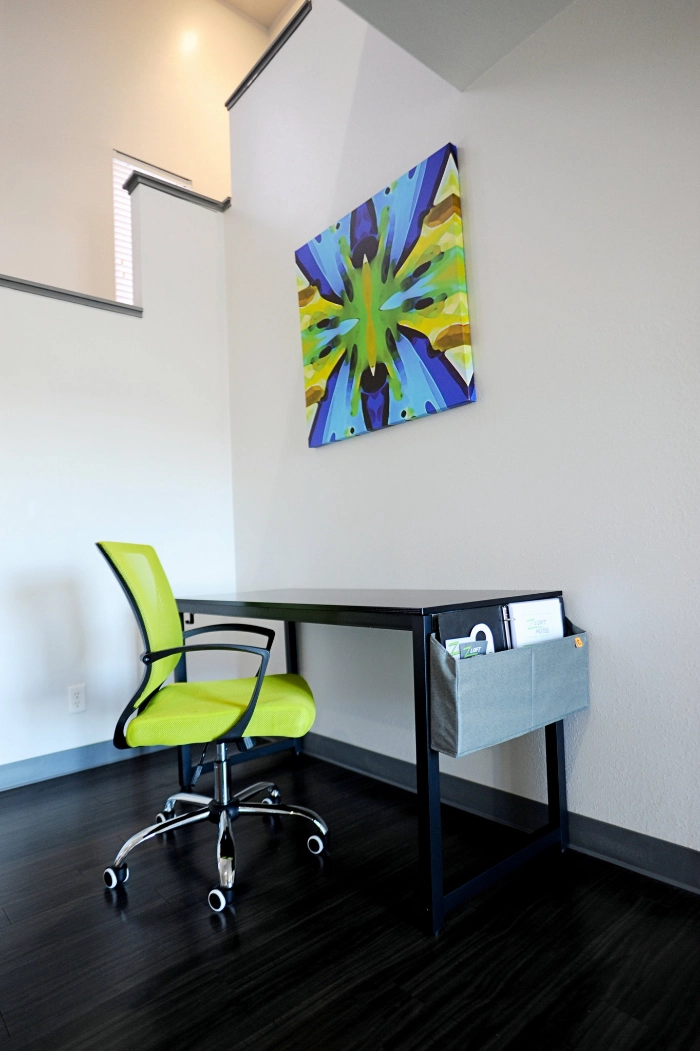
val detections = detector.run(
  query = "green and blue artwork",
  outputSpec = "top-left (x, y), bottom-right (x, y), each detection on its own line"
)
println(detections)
top-left (295, 143), bottom-right (475, 447)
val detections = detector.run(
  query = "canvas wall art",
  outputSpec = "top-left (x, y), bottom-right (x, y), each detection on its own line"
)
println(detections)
top-left (295, 143), bottom-right (475, 448)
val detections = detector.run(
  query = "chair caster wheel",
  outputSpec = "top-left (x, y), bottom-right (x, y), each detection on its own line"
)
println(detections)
top-left (208, 887), bottom-right (233, 912)
top-left (261, 787), bottom-right (280, 806)
top-left (104, 865), bottom-right (129, 888)
top-left (307, 834), bottom-right (327, 855)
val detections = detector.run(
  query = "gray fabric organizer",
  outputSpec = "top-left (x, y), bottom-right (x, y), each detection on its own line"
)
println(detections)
top-left (430, 623), bottom-right (589, 758)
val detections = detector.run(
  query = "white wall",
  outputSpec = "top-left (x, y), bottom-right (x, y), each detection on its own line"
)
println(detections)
top-left (0, 184), bottom-right (234, 766)
top-left (0, 0), bottom-right (267, 299)
top-left (225, 0), bottom-right (700, 850)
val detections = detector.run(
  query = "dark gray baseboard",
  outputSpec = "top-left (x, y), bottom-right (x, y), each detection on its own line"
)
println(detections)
top-left (3, 733), bottom-right (697, 896)
top-left (303, 732), bottom-right (700, 895)
top-left (0, 741), bottom-right (163, 793)
top-left (303, 731), bottom-right (549, 830)
top-left (568, 813), bottom-right (700, 895)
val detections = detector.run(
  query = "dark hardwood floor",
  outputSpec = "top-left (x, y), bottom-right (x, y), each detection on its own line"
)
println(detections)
top-left (0, 750), bottom-right (697, 1050)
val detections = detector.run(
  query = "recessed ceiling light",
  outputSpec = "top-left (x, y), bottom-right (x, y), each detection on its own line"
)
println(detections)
top-left (180, 30), bottom-right (199, 56)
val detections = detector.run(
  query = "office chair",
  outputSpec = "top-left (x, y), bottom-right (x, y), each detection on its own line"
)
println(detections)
top-left (97, 541), bottom-right (328, 912)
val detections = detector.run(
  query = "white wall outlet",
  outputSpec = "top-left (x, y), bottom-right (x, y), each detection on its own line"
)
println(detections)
top-left (68, 684), bottom-right (86, 713)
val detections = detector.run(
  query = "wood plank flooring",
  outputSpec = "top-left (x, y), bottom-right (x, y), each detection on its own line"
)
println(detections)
top-left (0, 750), bottom-right (697, 1050)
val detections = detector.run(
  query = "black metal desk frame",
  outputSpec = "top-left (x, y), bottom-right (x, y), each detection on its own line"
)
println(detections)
top-left (175, 589), bottom-right (568, 936)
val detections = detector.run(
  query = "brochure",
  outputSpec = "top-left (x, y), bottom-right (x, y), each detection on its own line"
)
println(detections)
top-left (507, 598), bottom-right (564, 648)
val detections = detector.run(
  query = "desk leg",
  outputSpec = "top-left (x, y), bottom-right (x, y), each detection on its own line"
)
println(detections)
top-left (176, 614), bottom-right (191, 790)
top-left (545, 720), bottom-right (569, 848)
top-left (284, 622), bottom-right (303, 756)
top-left (413, 615), bottom-right (444, 936)
top-left (284, 621), bottom-right (299, 674)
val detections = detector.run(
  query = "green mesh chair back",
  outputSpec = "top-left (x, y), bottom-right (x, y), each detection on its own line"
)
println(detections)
top-left (97, 541), bottom-right (183, 708)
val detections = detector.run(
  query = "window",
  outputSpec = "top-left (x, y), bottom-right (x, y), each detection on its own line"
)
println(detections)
top-left (113, 151), bottom-right (192, 305)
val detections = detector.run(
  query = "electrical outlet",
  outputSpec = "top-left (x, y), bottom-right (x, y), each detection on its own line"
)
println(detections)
top-left (68, 684), bottom-right (86, 713)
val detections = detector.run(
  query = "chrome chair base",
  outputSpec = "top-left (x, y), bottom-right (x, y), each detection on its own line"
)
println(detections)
top-left (103, 744), bottom-right (328, 912)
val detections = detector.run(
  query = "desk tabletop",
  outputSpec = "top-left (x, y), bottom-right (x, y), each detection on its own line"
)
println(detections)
top-left (176, 588), bottom-right (562, 625)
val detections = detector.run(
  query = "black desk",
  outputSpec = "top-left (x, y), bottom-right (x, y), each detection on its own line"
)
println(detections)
top-left (175, 588), bottom-right (568, 935)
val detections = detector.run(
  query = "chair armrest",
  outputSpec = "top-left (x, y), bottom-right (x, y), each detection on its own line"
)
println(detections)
top-left (141, 642), bottom-right (270, 740)
top-left (183, 622), bottom-right (275, 650)
top-left (142, 642), bottom-right (269, 664)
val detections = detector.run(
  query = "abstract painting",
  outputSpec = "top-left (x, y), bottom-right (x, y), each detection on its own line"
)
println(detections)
top-left (295, 143), bottom-right (475, 448)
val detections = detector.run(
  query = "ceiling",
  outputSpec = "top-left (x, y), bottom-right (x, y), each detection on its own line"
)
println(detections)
top-left (219, 0), bottom-right (299, 32)
top-left (337, 0), bottom-right (576, 90)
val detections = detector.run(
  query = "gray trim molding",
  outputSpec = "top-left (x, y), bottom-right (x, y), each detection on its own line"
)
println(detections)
top-left (124, 172), bottom-right (231, 212)
top-left (0, 741), bottom-right (164, 793)
top-left (0, 273), bottom-right (143, 316)
top-left (303, 732), bottom-right (700, 895)
top-left (225, 1), bottom-right (312, 110)
top-left (569, 813), bottom-right (700, 895)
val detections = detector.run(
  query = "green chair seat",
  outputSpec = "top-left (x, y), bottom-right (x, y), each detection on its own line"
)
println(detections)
top-left (126, 673), bottom-right (316, 747)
